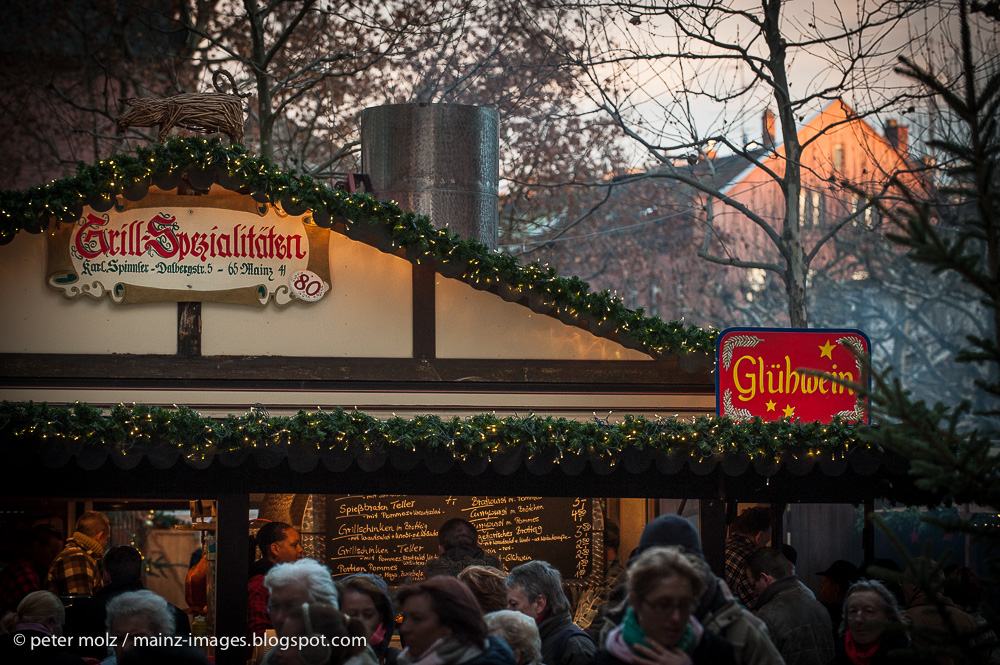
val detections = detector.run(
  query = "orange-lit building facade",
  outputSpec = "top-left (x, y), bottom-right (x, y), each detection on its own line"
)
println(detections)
top-left (707, 100), bottom-right (928, 303)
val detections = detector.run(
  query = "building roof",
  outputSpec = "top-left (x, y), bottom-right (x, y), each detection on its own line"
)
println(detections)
top-left (0, 137), bottom-right (717, 360)
top-left (719, 99), bottom-right (912, 195)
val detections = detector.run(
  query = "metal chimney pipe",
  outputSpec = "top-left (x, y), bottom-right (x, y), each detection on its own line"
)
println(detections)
top-left (360, 103), bottom-right (500, 250)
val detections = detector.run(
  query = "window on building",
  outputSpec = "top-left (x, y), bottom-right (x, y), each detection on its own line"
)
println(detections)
top-left (812, 191), bottom-right (821, 226)
top-left (799, 189), bottom-right (807, 223)
top-left (833, 144), bottom-right (845, 172)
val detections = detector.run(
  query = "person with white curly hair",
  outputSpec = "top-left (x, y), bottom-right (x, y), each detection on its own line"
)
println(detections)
top-left (253, 559), bottom-right (340, 665)
top-left (105, 589), bottom-right (175, 664)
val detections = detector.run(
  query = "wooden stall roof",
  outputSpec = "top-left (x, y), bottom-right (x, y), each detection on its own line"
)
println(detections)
top-left (0, 138), bottom-right (936, 507)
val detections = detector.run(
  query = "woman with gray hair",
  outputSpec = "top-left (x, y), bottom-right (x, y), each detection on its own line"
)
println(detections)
top-left (105, 589), bottom-right (175, 664)
top-left (829, 579), bottom-right (909, 664)
top-left (592, 546), bottom-right (736, 665)
top-left (484, 610), bottom-right (541, 665)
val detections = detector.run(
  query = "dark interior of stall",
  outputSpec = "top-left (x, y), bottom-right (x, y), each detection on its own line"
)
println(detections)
top-left (1, 495), bottom-right (994, 664)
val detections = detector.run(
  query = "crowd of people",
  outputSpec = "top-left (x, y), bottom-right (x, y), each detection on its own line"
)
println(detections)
top-left (0, 508), bottom-right (994, 665)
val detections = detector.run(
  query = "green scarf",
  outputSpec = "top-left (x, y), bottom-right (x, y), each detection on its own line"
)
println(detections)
top-left (621, 606), bottom-right (695, 653)
top-left (72, 531), bottom-right (103, 556)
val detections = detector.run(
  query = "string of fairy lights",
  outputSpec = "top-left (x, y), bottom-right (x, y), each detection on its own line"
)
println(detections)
top-left (0, 138), bottom-right (879, 464)
top-left (0, 402), bottom-right (877, 467)
top-left (0, 136), bottom-right (715, 357)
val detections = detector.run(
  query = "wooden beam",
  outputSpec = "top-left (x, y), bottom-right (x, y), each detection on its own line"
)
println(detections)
top-left (0, 354), bottom-right (714, 389)
top-left (412, 264), bottom-right (436, 359)
top-left (0, 451), bottom-right (933, 504)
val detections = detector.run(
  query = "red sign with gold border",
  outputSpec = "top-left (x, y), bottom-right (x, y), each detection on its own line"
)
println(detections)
top-left (716, 328), bottom-right (870, 423)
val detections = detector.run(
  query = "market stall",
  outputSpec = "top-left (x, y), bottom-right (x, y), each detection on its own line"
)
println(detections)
top-left (0, 134), bottom-right (922, 664)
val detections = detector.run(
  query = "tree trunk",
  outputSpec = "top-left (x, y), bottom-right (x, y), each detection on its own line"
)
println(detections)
top-left (244, 0), bottom-right (272, 159)
top-left (764, 0), bottom-right (809, 328)
top-left (785, 254), bottom-right (809, 328)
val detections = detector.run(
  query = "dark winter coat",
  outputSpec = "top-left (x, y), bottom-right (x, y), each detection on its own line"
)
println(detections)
top-left (464, 637), bottom-right (518, 665)
top-left (904, 591), bottom-right (986, 665)
top-left (691, 571), bottom-right (785, 665)
top-left (538, 611), bottom-right (596, 665)
top-left (64, 579), bottom-right (191, 658)
top-left (752, 576), bottom-right (834, 665)
top-left (423, 547), bottom-right (503, 578)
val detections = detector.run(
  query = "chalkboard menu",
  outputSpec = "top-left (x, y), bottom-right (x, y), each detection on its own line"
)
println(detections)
top-left (326, 495), bottom-right (595, 584)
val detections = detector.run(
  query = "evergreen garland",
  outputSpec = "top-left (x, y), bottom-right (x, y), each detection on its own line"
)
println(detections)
top-left (0, 137), bottom-right (715, 357)
top-left (0, 400), bottom-right (870, 461)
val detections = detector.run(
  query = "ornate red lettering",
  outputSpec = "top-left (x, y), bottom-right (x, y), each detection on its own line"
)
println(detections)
top-left (144, 214), bottom-right (178, 258)
top-left (74, 214), bottom-right (110, 259)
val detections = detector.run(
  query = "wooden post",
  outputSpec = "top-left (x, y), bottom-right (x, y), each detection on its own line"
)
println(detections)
top-left (772, 502), bottom-right (786, 548)
top-left (215, 493), bottom-right (248, 665)
top-left (412, 264), bottom-right (436, 359)
top-left (178, 302), bottom-right (202, 356)
top-left (700, 499), bottom-right (727, 578)
top-left (862, 499), bottom-right (875, 567)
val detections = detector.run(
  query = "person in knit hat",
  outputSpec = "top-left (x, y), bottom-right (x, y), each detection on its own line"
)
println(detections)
top-left (633, 515), bottom-right (704, 559)
top-left (595, 515), bottom-right (785, 665)
top-left (46, 511), bottom-right (109, 596)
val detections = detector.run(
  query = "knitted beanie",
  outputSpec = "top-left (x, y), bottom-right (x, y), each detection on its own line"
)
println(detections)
top-left (634, 515), bottom-right (703, 558)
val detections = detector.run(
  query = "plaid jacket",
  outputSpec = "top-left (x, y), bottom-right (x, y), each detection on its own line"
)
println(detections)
top-left (0, 557), bottom-right (42, 614)
top-left (46, 536), bottom-right (103, 596)
top-left (724, 534), bottom-right (757, 608)
top-left (247, 558), bottom-right (276, 637)
top-left (247, 573), bottom-right (273, 635)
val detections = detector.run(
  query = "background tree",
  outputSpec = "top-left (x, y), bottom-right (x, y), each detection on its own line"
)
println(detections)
top-left (856, 0), bottom-right (998, 657)
top-left (0, 0), bottom-right (211, 188)
top-left (529, 0), bottom-right (938, 327)
top-left (0, 0), bottom-right (598, 232)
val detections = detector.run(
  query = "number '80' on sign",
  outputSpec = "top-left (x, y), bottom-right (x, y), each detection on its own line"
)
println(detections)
top-left (289, 270), bottom-right (328, 302)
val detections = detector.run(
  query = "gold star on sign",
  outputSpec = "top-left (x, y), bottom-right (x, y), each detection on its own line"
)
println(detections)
top-left (819, 339), bottom-right (836, 359)
top-left (783, 404), bottom-right (795, 418)
top-left (766, 400), bottom-right (776, 411)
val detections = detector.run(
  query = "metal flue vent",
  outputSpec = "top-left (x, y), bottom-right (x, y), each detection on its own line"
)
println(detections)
top-left (361, 103), bottom-right (500, 250)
